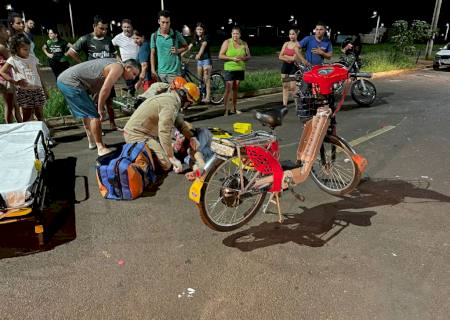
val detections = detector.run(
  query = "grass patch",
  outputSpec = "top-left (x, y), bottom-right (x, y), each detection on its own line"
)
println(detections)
top-left (0, 88), bottom-right (70, 124)
top-left (361, 51), bottom-right (416, 72)
top-left (239, 69), bottom-right (281, 92)
top-left (43, 88), bottom-right (71, 118)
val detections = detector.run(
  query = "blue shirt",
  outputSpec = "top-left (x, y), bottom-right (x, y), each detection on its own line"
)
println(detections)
top-left (137, 41), bottom-right (150, 81)
top-left (299, 35), bottom-right (333, 66)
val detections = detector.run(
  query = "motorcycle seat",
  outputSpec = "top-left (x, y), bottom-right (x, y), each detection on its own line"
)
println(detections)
top-left (255, 106), bottom-right (289, 129)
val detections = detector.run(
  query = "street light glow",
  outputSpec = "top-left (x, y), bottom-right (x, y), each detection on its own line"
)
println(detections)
top-left (371, 11), bottom-right (381, 44)
top-left (445, 22), bottom-right (449, 41)
top-left (5, 4), bottom-right (13, 10)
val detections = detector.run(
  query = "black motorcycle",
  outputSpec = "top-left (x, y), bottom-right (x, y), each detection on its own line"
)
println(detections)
top-left (334, 53), bottom-right (377, 106)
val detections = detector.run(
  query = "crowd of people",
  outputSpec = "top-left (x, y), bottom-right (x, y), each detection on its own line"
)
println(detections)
top-left (1, 9), bottom-right (361, 177)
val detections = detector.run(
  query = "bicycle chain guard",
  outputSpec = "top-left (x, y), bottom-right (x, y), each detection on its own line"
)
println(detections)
top-left (294, 107), bottom-right (331, 184)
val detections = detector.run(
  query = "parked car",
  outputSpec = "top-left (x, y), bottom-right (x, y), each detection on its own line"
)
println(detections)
top-left (433, 43), bottom-right (450, 70)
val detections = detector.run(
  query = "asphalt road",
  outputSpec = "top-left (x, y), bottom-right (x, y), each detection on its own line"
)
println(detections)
top-left (1, 68), bottom-right (449, 319)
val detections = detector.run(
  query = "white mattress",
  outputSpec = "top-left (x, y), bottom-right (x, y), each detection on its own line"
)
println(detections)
top-left (0, 121), bottom-right (49, 210)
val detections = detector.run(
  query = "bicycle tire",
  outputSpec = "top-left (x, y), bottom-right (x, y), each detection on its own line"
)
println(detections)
top-left (197, 157), bottom-right (267, 231)
top-left (310, 135), bottom-right (361, 196)
top-left (209, 72), bottom-right (226, 105)
top-left (350, 79), bottom-right (377, 106)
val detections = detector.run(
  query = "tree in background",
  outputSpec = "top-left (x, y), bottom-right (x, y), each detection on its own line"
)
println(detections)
top-left (390, 20), bottom-right (432, 59)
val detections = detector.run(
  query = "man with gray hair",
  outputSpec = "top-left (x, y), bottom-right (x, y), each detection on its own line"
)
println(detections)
top-left (112, 19), bottom-right (139, 95)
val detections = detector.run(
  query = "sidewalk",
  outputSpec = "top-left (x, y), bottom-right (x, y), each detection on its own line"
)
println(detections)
top-left (46, 58), bottom-right (432, 134)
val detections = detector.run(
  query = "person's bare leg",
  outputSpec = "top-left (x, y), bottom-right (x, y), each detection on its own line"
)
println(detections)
top-left (289, 80), bottom-right (296, 106)
top-left (282, 78), bottom-right (290, 106)
top-left (203, 66), bottom-right (212, 102)
top-left (34, 106), bottom-right (44, 121)
top-left (21, 107), bottom-right (33, 122)
top-left (82, 118), bottom-right (96, 149)
top-left (89, 117), bottom-right (111, 155)
top-left (232, 80), bottom-right (240, 113)
top-left (223, 81), bottom-right (233, 115)
top-left (2, 92), bottom-right (13, 123)
top-left (11, 90), bottom-right (22, 123)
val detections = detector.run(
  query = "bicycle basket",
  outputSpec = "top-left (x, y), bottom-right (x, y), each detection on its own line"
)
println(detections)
top-left (295, 95), bottom-right (318, 122)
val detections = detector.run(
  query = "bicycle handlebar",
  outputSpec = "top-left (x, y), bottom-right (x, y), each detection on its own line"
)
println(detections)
top-left (349, 72), bottom-right (372, 78)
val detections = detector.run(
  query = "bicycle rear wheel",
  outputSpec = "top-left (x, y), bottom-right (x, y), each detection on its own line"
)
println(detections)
top-left (210, 72), bottom-right (226, 105)
top-left (198, 157), bottom-right (267, 231)
top-left (310, 135), bottom-right (361, 195)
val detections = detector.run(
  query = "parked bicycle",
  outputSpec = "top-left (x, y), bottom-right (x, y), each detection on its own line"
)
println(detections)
top-left (181, 55), bottom-right (226, 105)
top-left (111, 88), bottom-right (144, 116)
top-left (189, 64), bottom-right (368, 231)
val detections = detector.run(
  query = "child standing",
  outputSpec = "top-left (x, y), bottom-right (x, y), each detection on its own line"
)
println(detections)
top-left (0, 24), bottom-right (22, 123)
top-left (0, 34), bottom-right (47, 122)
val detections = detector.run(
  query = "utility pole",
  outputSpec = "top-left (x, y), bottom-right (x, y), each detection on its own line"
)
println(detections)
top-left (426, 0), bottom-right (443, 59)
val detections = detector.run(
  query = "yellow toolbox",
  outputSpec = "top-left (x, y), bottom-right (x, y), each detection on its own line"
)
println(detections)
top-left (233, 122), bottom-right (252, 134)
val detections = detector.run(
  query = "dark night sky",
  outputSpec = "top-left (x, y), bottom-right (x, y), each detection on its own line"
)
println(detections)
top-left (2, 0), bottom-right (450, 40)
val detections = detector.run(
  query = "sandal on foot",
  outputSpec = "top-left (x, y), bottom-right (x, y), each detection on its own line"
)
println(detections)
top-left (98, 148), bottom-right (113, 156)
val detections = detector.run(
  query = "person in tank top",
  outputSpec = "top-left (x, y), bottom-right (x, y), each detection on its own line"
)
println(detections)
top-left (218, 26), bottom-right (250, 116)
top-left (57, 59), bottom-right (140, 156)
top-left (278, 28), bottom-right (308, 107)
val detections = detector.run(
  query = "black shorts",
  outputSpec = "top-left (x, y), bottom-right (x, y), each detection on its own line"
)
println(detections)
top-left (224, 70), bottom-right (245, 81)
top-left (281, 62), bottom-right (298, 76)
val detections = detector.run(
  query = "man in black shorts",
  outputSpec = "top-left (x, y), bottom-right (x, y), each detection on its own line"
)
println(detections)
top-left (67, 15), bottom-right (121, 130)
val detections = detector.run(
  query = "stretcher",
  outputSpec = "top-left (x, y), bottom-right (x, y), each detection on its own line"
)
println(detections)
top-left (0, 121), bottom-right (54, 246)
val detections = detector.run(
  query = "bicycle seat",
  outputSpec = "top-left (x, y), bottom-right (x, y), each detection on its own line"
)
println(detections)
top-left (255, 106), bottom-right (289, 129)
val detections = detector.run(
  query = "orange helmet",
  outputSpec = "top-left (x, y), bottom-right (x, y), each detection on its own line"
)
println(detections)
top-left (182, 82), bottom-right (200, 103)
top-left (171, 76), bottom-right (187, 90)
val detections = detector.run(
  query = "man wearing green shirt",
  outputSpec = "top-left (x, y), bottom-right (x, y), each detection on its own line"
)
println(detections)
top-left (150, 10), bottom-right (188, 84)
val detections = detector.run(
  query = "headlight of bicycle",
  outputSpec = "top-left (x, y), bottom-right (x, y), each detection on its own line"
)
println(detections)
top-left (211, 141), bottom-right (235, 157)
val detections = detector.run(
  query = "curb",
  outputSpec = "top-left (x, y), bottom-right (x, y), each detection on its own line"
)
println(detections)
top-left (47, 64), bottom-right (431, 131)
top-left (371, 66), bottom-right (430, 79)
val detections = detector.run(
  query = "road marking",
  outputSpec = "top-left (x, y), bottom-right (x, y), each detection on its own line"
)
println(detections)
top-left (349, 125), bottom-right (396, 147)
top-left (279, 125), bottom-right (396, 149)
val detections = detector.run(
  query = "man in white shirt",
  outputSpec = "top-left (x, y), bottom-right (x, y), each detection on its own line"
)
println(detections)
top-left (112, 19), bottom-right (139, 95)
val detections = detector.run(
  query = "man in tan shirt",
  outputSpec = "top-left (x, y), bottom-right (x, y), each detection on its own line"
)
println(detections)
top-left (123, 82), bottom-right (200, 172)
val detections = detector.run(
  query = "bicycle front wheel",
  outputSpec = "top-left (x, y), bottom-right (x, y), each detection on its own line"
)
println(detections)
top-left (310, 135), bottom-right (361, 196)
top-left (210, 72), bottom-right (226, 105)
top-left (198, 157), bottom-right (267, 231)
